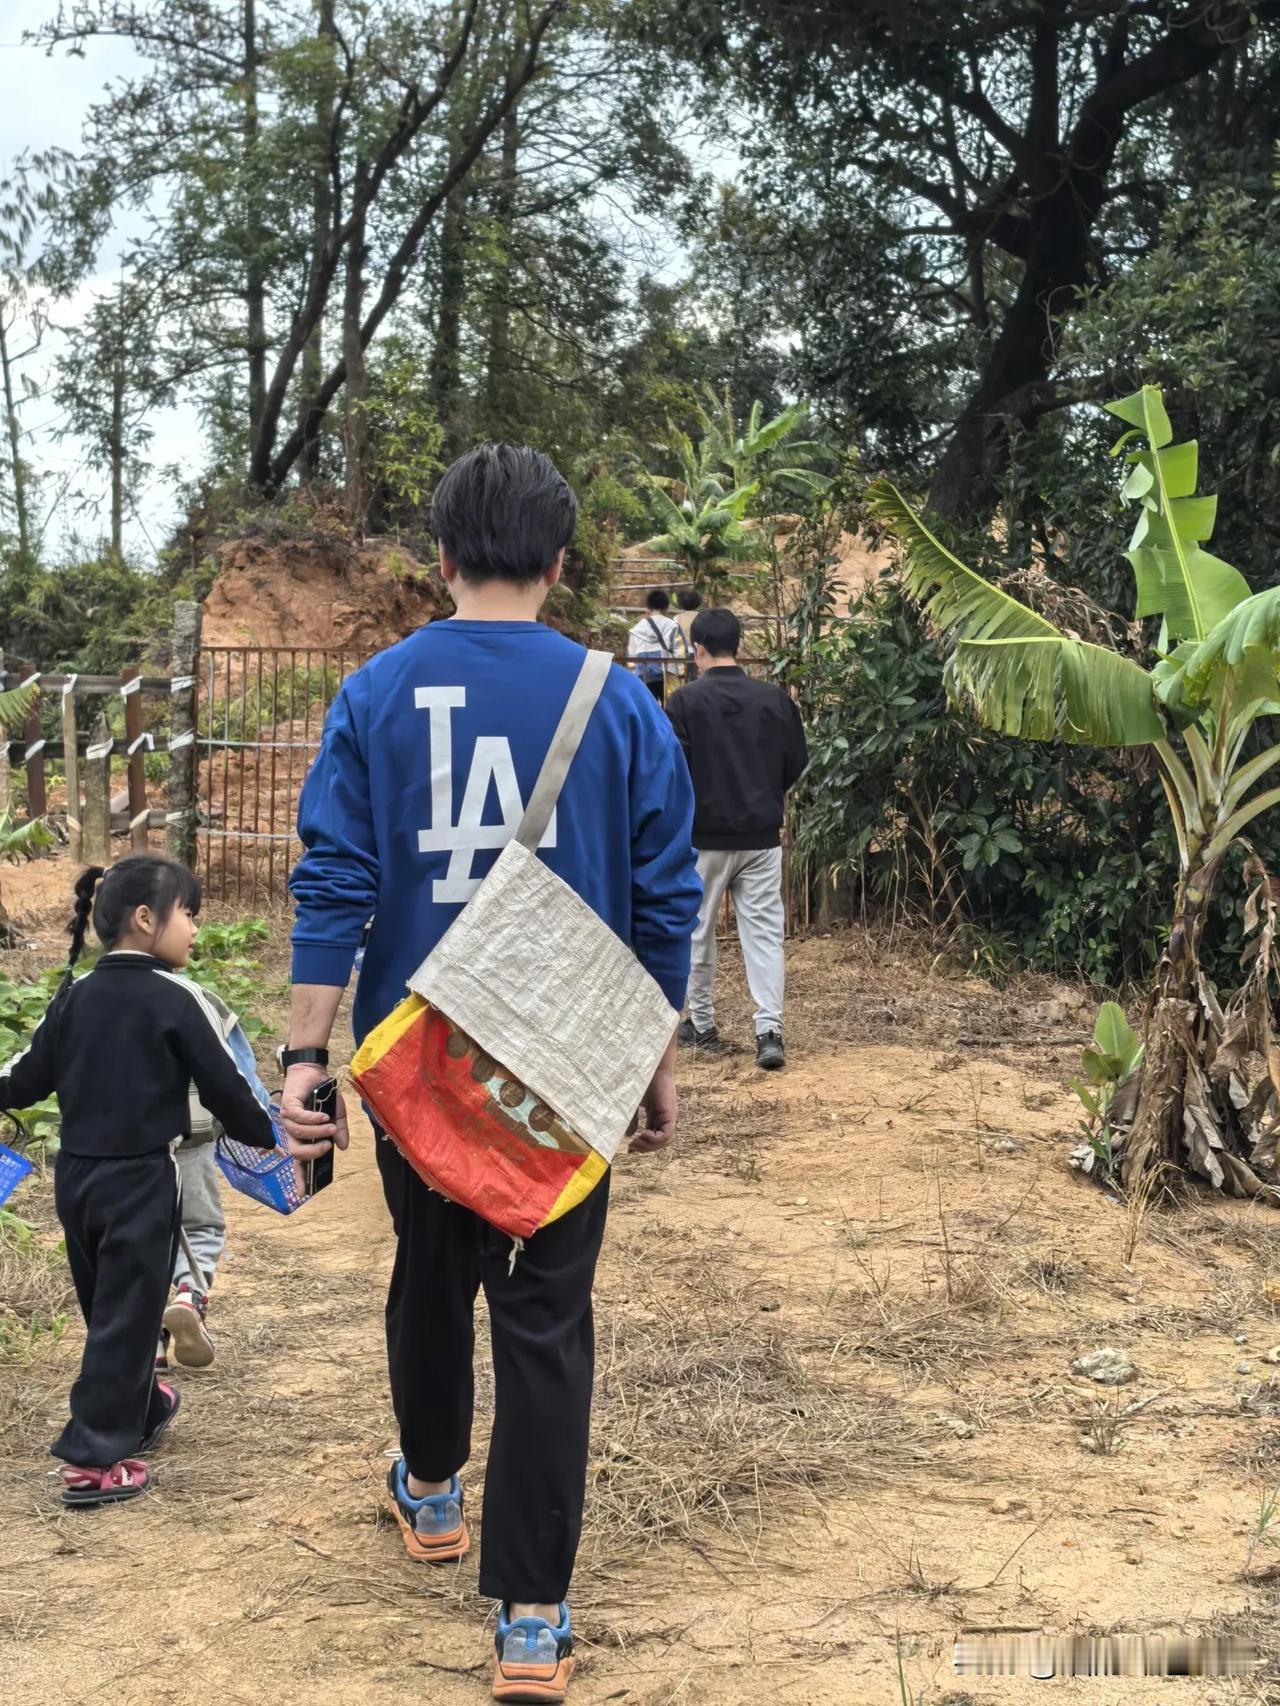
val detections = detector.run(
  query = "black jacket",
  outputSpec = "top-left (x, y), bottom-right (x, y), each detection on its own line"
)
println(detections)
top-left (0, 953), bottom-right (275, 1158)
top-left (666, 667), bottom-right (809, 851)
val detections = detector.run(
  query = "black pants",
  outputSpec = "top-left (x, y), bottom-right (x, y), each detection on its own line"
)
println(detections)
top-left (52, 1149), bottom-right (180, 1466)
top-left (375, 1133), bottom-right (609, 1603)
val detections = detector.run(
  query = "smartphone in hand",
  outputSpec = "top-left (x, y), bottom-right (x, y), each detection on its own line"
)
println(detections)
top-left (302, 1077), bottom-right (338, 1196)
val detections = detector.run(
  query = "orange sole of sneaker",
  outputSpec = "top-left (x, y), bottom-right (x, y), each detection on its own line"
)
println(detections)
top-left (387, 1491), bottom-right (470, 1564)
top-left (491, 1656), bottom-right (574, 1703)
top-left (163, 1301), bottom-right (215, 1369)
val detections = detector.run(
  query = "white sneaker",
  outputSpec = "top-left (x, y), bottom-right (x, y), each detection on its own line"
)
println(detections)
top-left (163, 1287), bottom-right (215, 1369)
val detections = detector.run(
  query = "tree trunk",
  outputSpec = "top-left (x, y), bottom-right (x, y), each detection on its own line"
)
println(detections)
top-left (428, 187), bottom-right (468, 458)
top-left (0, 306), bottom-right (31, 565)
top-left (243, 0), bottom-right (268, 446)
top-left (342, 181), bottom-right (369, 535)
top-left (928, 12), bottom-right (1239, 524)
top-left (927, 180), bottom-right (1097, 523)
top-left (298, 0), bottom-right (336, 478)
top-left (1121, 855), bottom-right (1223, 1188)
top-left (109, 350), bottom-right (125, 562)
top-left (481, 97), bottom-right (520, 438)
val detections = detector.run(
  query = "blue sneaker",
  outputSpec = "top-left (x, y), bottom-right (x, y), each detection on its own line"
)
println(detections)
top-left (385, 1459), bottom-right (469, 1563)
top-left (492, 1603), bottom-right (574, 1703)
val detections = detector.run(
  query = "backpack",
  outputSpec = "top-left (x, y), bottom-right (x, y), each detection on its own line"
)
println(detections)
top-left (637, 615), bottom-right (679, 684)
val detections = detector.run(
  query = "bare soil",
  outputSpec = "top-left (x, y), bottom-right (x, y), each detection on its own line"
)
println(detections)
top-left (2, 907), bottom-right (1279, 1704)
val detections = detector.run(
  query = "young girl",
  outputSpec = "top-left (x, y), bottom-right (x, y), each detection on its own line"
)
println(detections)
top-left (0, 855), bottom-right (274, 1506)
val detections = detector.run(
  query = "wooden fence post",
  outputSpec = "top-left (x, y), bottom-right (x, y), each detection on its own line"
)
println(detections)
top-left (0, 648), bottom-right (8, 817)
top-left (21, 662), bottom-right (46, 820)
top-left (62, 682), bottom-right (82, 862)
top-left (81, 712), bottom-right (113, 867)
top-left (168, 601), bottom-right (202, 869)
top-left (122, 666), bottom-right (149, 851)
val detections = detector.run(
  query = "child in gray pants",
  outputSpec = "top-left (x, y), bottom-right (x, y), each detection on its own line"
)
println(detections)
top-left (157, 988), bottom-right (237, 1371)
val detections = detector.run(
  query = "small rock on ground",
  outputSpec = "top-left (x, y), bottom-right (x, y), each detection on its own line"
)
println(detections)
top-left (1071, 1347), bottom-right (1138, 1386)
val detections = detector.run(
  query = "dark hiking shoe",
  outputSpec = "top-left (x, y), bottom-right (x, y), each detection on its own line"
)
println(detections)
top-left (678, 1018), bottom-right (726, 1056)
top-left (755, 1031), bottom-right (785, 1071)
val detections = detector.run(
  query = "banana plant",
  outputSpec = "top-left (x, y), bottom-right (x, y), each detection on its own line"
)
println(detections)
top-left (701, 387), bottom-right (834, 504)
top-left (870, 385), bottom-right (1280, 1199)
top-left (645, 474), bottom-right (759, 578)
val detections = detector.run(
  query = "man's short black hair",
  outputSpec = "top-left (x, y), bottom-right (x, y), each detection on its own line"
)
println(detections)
top-left (430, 443), bottom-right (577, 585)
top-left (691, 607), bottom-right (740, 657)
top-left (677, 588), bottom-right (702, 611)
top-left (645, 588), bottom-right (671, 612)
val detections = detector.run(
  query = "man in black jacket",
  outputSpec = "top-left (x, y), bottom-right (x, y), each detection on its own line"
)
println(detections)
top-left (666, 608), bottom-right (808, 1069)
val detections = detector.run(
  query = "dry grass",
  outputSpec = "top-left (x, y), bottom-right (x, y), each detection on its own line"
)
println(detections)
top-left (580, 1235), bottom-right (942, 1580)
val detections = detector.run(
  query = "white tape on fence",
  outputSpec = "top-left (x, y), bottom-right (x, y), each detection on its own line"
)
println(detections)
top-left (85, 738), bottom-right (114, 761)
top-left (170, 676), bottom-right (195, 694)
top-left (169, 730), bottom-right (195, 751)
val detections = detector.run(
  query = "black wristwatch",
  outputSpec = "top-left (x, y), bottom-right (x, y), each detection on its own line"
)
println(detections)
top-left (278, 1045), bottom-right (330, 1070)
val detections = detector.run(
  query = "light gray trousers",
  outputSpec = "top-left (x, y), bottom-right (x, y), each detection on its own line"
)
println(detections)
top-left (687, 845), bottom-right (786, 1038)
top-left (172, 1139), bottom-right (226, 1293)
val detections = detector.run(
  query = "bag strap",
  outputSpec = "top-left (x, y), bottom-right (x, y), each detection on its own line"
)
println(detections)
top-left (645, 615), bottom-right (674, 657)
top-left (516, 649), bottom-right (613, 852)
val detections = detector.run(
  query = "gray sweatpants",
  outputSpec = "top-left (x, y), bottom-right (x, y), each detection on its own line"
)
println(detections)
top-left (687, 846), bottom-right (785, 1038)
top-left (172, 1139), bottom-right (226, 1294)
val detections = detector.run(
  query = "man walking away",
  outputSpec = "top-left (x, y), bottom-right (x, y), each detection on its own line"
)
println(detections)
top-left (667, 607), bottom-right (808, 1071)
top-left (283, 444), bottom-right (700, 1704)
top-left (627, 587), bottom-right (685, 702)
top-left (674, 588), bottom-right (702, 680)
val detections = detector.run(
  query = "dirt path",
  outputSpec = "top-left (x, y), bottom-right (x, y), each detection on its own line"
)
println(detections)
top-left (3, 935), bottom-right (1280, 1704)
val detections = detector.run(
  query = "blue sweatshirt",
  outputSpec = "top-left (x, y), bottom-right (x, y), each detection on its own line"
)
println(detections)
top-left (290, 619), bottom-right (702, 1045)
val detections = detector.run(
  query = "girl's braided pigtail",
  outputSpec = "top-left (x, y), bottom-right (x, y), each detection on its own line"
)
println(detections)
top-left (60, 866), bottom-right (106, 993)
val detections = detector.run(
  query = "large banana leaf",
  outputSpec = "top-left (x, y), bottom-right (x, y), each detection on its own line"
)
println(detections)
top-left (870, 479), bottom-right (1164, 746)
top-left (1108, 386), bottom-right (1250, 640)
top-left (1159, 585), bottom-right (1280, 717)
top-left (949, 637), bottom-right (1165, 745)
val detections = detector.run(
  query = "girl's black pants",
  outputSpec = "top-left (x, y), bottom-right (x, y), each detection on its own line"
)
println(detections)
top-left (52, 1148), bottom-right (180, 1466)
top-left (375, 1131), bottom-right (609, 1605)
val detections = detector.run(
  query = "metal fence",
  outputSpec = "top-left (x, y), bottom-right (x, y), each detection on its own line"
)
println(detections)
top-left (198, 645), bottom-right (366, 904)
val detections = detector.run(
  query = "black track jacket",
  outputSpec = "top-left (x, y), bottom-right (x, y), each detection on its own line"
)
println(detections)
top-left (0, 952), bottom-right (275, 1157)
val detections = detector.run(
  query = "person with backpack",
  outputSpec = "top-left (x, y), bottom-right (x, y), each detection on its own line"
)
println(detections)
top-left (673, 587), bottom-right (703, 681)
top-left (666, 607), bottom-right (809, 1071)
top-left (626, 587), bottom-right (686, 702)
top-left (282, 444), bottom-right (700, 1704)
top-left (0, 856), bottom-right (275, 1506)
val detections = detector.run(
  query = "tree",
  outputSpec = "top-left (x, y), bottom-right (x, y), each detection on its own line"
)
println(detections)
top-left (872, 384), bottom-right (1280, 1198)
top-left (663, 0), bottom-right (1280, 523)
top-left (0, 164), bottom-right (63, 568)
top-left (52, 279), bottom-right (178, 560)
top-left (37, 0), bottom-right (566, 502)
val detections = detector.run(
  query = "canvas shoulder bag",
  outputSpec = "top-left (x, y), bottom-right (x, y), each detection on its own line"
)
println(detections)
top-left (352, 649), bottom-right (678, 1240)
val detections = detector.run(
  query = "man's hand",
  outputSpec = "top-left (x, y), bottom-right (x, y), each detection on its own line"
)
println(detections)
top-left (630, 1035), bottom-right (678, 1154)
top-left (281, 1062), bottom-right (350, 1196)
